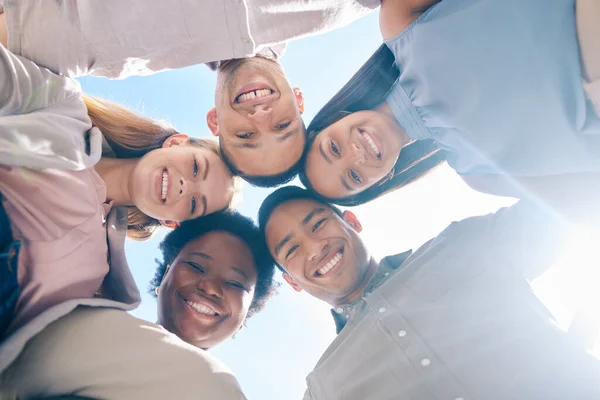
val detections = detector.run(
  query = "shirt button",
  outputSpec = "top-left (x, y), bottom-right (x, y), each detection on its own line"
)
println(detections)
top-left (420, 358), bottom-right (431, 367)
top-left (398, 330), bottom-right (407, 337)
top-left (335, 307), bottom-right (343, 313)
top-left (378, 307), bottom-right (386, 313)
top-left (241, 37), bottom-right (250, 44)
top-left (384, 272), bottom-right (390, 277)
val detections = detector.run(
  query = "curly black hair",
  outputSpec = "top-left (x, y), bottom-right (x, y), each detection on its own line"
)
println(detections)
top-left (149, 211), bottom-right (277, 319)
top-left (218, 119), bottom-right (308, 188)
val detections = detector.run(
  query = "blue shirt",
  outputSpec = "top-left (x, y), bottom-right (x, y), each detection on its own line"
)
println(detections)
top-left (385, 0), bottom-right (600, 176)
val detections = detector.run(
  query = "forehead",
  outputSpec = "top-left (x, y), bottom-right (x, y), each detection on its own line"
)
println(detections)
top-left (266, 199), bottom-right (332, 233)
top-left (179, 231), bottom-right (257, 275)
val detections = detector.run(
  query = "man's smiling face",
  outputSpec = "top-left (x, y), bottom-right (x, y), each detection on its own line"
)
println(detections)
top-left (264, 198), bottom-right (373, 306)
top-left (207, 57), bottom-right (306, 177)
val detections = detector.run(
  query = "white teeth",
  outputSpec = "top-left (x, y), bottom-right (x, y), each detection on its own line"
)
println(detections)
top-left (362, 132), bottom-right (381, 157)
top-left (317, 252), bottom-right (342, 276)
top-left (186, 300), bottom-right (218, 316)
top-left (238, 89), bottom-right (272, 102)
top-left (161, 171), bottom-right (168, 201)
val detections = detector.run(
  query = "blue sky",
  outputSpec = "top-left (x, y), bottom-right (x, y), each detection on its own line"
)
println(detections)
top-left (78, 11), bottom-right (599, 399)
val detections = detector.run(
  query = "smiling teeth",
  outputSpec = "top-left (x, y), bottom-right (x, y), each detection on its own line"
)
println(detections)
top-left (161, 171), bottom-right (168, 201)
top-left (186, 300), bottom-right (218, 316)
top-left (317, 252), bottom-right (342, 276)
top-left (362, 132), bottom-right (381, 158)
top-left (237, 89), bottom-right (272, 102)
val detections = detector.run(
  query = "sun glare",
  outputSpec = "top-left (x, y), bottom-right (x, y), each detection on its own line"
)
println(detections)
top-left (531, 230), bottom-right (600, 358)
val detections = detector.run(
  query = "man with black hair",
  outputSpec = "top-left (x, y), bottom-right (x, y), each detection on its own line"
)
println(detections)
top-left (259, 186), bottom-right (600, 400)
top-left (0, 211), bottom-right (276, 399)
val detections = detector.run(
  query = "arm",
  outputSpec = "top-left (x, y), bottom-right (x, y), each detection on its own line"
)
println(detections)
top-left (379, 0), bottom-right (440, 40)
top-left (0, 308), bottom-right (248, 400)
top-left (0, 44), bottom-right (101, 170)
top-left (461, 173), bottom-right (600, 230)
top-left (439, 201), bottom-right (573, 281)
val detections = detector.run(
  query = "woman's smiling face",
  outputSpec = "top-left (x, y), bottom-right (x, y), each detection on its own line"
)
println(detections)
top-left (304, 110), bottom-right (404, 199)
top-left (156, 230), bottom-right (258, 349)
top-left (129, 135), bottom-right (235, 223)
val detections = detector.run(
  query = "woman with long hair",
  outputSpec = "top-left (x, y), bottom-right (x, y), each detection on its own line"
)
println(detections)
top-left (300, 0), bottom-right (600, 214)
top-left (0, 43), bottom-right (240, 362)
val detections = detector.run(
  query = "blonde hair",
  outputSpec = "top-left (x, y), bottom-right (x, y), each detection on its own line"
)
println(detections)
top-left (83, 94), bottom-right (241, 241)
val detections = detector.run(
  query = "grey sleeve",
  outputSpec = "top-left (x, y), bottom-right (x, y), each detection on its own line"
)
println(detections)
top-left (302, 387), bottom-right (315, 400)
top-left (439, 201), bottom-right (570, 281)
top-left (0, 44), bottom-right (100, 170)
top-left (0, 44), bottom-right (83, 116)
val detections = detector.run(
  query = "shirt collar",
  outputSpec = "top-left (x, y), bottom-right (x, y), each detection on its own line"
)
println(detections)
top-left (330, 250), bottom-right (413, 333)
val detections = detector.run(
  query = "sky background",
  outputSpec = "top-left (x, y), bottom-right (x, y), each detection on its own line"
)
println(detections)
top-left (78, 11), bottom-right (599, 400)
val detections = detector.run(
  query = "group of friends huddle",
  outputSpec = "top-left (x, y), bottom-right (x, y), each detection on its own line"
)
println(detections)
top-left (1, 0), bottom-right (600, 399)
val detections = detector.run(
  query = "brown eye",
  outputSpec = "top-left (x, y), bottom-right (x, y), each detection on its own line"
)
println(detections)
top-left (330, 140), bottom-right (340, 156)
top-left (275, 121), bottom-right (291, 130)
top-left (349, 170), bottom-right (361, 184)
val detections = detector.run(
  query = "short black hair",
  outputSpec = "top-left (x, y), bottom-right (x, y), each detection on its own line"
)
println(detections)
top-left (149, 211), bottom-right (277, 319)
top-left (219, 120), bottom-right (308, 188)
top-left (258, 186), bottom-right (343, 271)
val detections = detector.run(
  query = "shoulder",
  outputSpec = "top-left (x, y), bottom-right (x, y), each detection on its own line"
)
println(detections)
top-left (380, 0), bottom-right (440, 40)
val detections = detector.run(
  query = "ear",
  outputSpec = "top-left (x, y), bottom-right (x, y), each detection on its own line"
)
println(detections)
top-left (157, 264), bottom-right (172, 294)
top-left (159, 220), bottom-right (180, 229)
top-left (342, 211), bottom-right (362, 233)
top-left (162, 133), bottom-right (190, 148)
top-left (206, 107), bottom-right (220, 136)
top-left (282, 272), bottom-right (303, 293)
top-left (293, 87), bottom-right (305, 114)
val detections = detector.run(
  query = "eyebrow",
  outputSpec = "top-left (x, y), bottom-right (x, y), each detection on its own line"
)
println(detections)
top-left (319, 142), bottom-right (332, 164)
top-left (276, 127), bottom-right (300, 143)
top-left (232, 126), bottom-right (300, 150)
top-left (231, 267), bottom-right (249, 281)
top-left (233, 142), bottom-right (260, 149)
top-left (200, 195), bottom-right (207, 217)
top-left (188, 252), bottom-right (212, 260)
top-left (340, 176), bottom-right (353, 191)
top-left (302, 208), bottom-right (326, 225)
top-left (274, 234), bottom-right (293, 258)
top-left (202, 157), bottom-right (209, 180)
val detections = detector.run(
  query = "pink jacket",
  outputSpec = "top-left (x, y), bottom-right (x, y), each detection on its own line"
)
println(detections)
top-left (0, 43), bottom-right (140, 372)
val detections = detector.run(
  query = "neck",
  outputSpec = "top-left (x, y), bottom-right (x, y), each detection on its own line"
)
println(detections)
top-left (331, 257), bottom-right (380, 307)
top-left (95, 157), bottom-right (137, 206)
top-left (377, 101), bottom-right (412, 146)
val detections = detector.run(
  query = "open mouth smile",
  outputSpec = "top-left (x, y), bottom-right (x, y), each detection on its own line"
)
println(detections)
top-left (156, 167), bottom-right (172, 204)
top-left (181, 294), bottom-right (223, 319)
top-left (359, 129), bottom-right (382, 160)
top-left (314, 248), bottom-right (344, 278)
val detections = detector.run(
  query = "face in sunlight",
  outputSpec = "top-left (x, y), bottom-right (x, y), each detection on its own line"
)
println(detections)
top-left (304, 110), bottom-right (404, 199)
top-left (156, 231), bottom-right (258, 349)
top-left (208, 57), bottom-right (306, 177)
top-left (129, 135), bottom-right (235, 223)
top-left (264, 198), bottom-right (374, 306)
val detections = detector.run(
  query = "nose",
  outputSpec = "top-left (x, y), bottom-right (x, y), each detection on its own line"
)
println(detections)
top-left (247, 104), bottom-right (272, 120)
top-left (196, 276), bottom-right (223, 298)
top-left (178, 176), bottom-right (189, 197)
top-left (307, 238), bottom-right (329, 263)
top-left (350, 142), bottom-right (366, 165)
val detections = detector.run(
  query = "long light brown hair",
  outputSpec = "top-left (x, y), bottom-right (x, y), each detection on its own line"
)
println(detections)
top-left (83, 94), bottom-right (240, 241)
